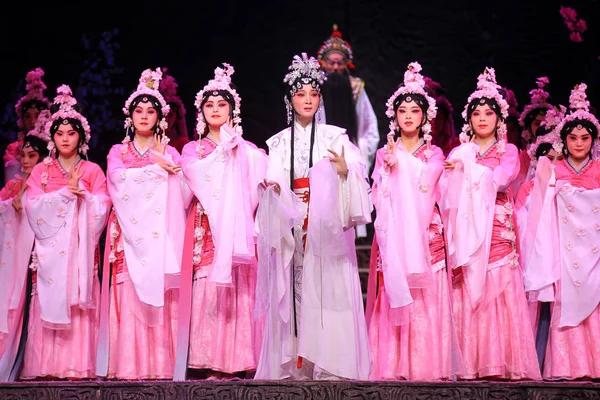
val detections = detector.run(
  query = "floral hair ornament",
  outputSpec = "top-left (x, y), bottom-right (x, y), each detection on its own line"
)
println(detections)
top-left (194, 63), bottom-right (242, 137)
top-left (283, 53), bottom-right (327, 125)
top-left (385, 62), bottom-right (437, 160)
top-left (460, 67), bottom-right (509, 154)
top-left (526, 105), bottom-right (567, 177)
top-left (519, 76), bottom-right (552, 141)
top-left (122, 68), bottom-right (170, 149)
top-left (26, 109), bottom-right (52, 143)
top-left (15, 67), bottom-right (51, 132)
top-left (40, 85), bottom-right (91, 187)
top-left (45, 85), bottom-right (92, 157)
top-left (317, 24), bottom-right (355, 70)
top-left (553, 83), bottom-right (600, 158)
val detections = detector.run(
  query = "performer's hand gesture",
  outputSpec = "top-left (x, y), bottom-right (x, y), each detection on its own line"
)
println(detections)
top-left (12, 174), bottom-right (29, 212)
top-left (67, 165), bottom-right (85, 197)
top-left (383, 136), bottom-right (400, 169)
top-left (153, 133), bottom-right (166, 154)
top-left (327, 146), bottom-right (349, 177)
top-left (151, 134), bottom-right (182, 175)
top-left (259, 179), bottom-right (281, 196)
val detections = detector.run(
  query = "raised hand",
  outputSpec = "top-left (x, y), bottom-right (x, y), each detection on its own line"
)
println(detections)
top-left (153, 133), bottom-right (166, 155)
top-left (327, 146), bottom-right (349, 177)
top-left (259, 179), bottom-right (281, 196)
top-left (383, 135), bottom-right (400, 169)
top-left (67, 165), bottom-right (85, 197)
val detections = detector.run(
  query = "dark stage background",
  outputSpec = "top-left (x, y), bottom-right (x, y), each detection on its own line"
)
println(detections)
top-left (1, 0), bottom-right (598, 179)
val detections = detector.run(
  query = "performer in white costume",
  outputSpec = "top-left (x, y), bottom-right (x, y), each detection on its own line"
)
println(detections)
top-left (254, 53), bottom-right (372, 380)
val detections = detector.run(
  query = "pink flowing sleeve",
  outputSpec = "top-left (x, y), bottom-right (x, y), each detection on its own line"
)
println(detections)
top-left (493, 143), bottom-right (520, 192)
top-left (24, 164), bottom-right (81, 326)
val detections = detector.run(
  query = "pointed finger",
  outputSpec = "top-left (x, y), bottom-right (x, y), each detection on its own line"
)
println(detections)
top-left (341, 146), bottom-right (345, 158)
top-left (327, 149), bottom-right (339, 158)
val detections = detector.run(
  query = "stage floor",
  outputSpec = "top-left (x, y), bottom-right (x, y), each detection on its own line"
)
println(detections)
top-left (2, 379), bottom-right (600, 399)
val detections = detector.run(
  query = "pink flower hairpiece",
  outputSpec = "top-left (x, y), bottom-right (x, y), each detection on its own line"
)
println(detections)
top-left (460, 67), bottom-right (509, 155)
top-left (44, 85), bottom-right (92, 157)
top-left (14, 67), bottom-right (51, 129)
top-left (385, 62), bottom-right (437, 160)
top-left (519, 77), bottom-right (551, 125)
top-left (553, 83), bottom-right (600, 157)
top-left (26, 109), bottom-right (52, 143)
top-left (527, 105), bottom-right (567, 172)
top-left (194, 63), bottom-right (242, 136)
top-left (519, 77), bottom-right (552, 141)
top-left (122, 68), bottom-right (170, 139)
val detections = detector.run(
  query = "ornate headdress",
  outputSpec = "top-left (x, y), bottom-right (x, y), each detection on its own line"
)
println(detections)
top-left (526, 105), bottom-right (567, 176)
top-left (14, 67), bottom-right (51, 130)
top-left (283, 53), bottom-right (327, 125)
top-left (194, 63), bottom-right (241, 136)
top-left (460, 67), bottom-right (509, 153)
top-left (122, 68), bottom-right (170, 146)
top-left (317, 24), bottom-right (355, 69)
top-left (44, 85), bottom-right (92, 157)
top-left (385, 62), bottom-right (437, 159)
top-left (26, 109), bottom-right (52, 143)
top-left (553, 83), bottom-right (600, 157)
top-left (519, 77), bottom-right (552, 141)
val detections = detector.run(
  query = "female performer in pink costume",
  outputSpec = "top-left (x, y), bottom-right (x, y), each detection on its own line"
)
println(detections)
top-left (4, 68), bottom-right (51, 184)
top-left (20, 85), bottom-right (110, 379)
top-left (96, 68), bottom-right (191, 380)
top-left (440, 68), bottom-right (541, 380)
top-left (255, 53), bottom-right (372, 380)
top-left (524, 83), bottom-right (600, 380)
top-left (514, 106), bottom-right (566, 370)
top-left (175, 64), bottom-right (266, 380)
top-left (0, 112), bottom-right (50, 380)
top-left (367, 62), bottom-right (461, 380)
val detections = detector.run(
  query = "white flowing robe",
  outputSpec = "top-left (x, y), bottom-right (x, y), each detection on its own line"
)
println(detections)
top-left (254, 122), bottom-right (372, 380)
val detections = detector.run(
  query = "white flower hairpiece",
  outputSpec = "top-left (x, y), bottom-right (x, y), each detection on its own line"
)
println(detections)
top-left (460, 67), bottom-right (509, 154)
top-left (283, 53), bottom-right (327, 125)
top-left (15, 67), bottom-right (51, 130)
top-left (194, 63), bottom-right (242, 136)
top-left (122, 68), bottom-right (170, 146)
top-left (385, 62), bottom-right (437, 160)
top-left (553, 83), bottom-right (600, 157)
top-left (44, 85), bottom-right (92, 157)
